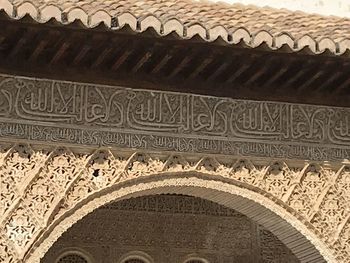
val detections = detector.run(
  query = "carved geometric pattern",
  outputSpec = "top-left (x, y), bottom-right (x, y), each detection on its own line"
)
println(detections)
top-left (310, 166), bottom-right (350, 243)
top-left (0, 240), bottom-right (18, 263)
top-left (0, 143), bottom-right (349, 262)
top-left (43, 195), bottom-right (297, 263)
top-left (0, 144), bottom-right (48, 217)
top-left (287, 165), bottom-right (332, 220)
top-left (5, 205), bottom-right (39, 254)
top-left (259, 161), bottom-right (298, 201)
top-left (333, 219), bottom-right (350, 263)
top-left (57, 255), bottom-right (87, 263)
top-left (103, 195), bottom-right (240, 217)
top-left (259, 228), bottom-right (299, 263)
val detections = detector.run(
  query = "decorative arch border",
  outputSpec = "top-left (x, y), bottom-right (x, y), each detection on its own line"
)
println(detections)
top-left (26, 174), bottom-right (336, 263)
top-left (183, 255), bottom-right (210, 263)
top-left (54, 248), bottom-right (95, 263)
top-left (118, 251), bottom-right (154, 263)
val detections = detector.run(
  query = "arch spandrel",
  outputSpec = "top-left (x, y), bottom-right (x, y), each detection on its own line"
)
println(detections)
top-left (0, 144), bottom-right (348, 263)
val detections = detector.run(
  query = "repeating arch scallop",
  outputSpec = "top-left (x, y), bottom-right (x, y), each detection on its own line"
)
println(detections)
top-left (318, 38), bottom-right (337, 53)
top-left (338, 39), bottom-right (350, 55)
top-left (40, 5), bottom-right (62, 23)
top-left (89, 10), bottom-right (111, 28)
top-left (186, 23), bottom-right (207, 40)
top-left (163, 18), bottom-right (184, 36)
top-left (118, 251), bottom-right (153, 263)
top-left (0, 0), bottom-right (13, 17)
top-left (208, 25), bottom-right (229, 42)
top-left (66, 8), bottom-right (88, 25)
top-left (139, 15), bottom-right (161, 33)
top-left (118, 12), bottom-right (137, 31)
top-left (275, 33), bottom-right (294, 49)
top-left (16, 2), bottom-right (38, 19)
top-left (231, 27), bottom-right (251, 44)
top-left (55, 249), bottom-right (93, 263)
top-left (252, 30), bottom-right (273, 48)
top-left (296, 35), bottom-right (317, 53)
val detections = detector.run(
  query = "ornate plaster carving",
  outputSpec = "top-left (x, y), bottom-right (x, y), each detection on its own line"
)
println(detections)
top-left (43, 195), bottom-right (297, 263)
top-left (0, 74), bottom-right (349, 262)
top-left (0, 144), bottom-right (348, 262)
top-left (0, 74), bottom-right (349, 161)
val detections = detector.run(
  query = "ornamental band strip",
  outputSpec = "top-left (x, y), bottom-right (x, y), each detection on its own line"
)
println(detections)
top-left (0, 74), bottom-right (349, 161)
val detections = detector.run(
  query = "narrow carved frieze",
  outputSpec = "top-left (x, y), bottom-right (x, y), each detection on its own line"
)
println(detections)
top-left (0, 74), bottom-right (349, 161)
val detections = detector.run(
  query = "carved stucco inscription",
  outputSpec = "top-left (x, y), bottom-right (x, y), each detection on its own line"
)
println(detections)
top-left (0, 74), bottom-right (349, 262)
top-left (0, 74), bottom-right (348, 161)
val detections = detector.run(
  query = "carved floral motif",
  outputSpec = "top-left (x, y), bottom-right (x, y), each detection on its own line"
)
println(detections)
top-left (5, 206), bottom-right (38, 251)
top-left (0, 144), bottom-right (349, 263)
top-left (0, 242), bottom-right (18, 263)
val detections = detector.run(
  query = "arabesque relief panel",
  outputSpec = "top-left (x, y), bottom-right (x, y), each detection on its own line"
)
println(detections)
top-left (0, 144), bottom-right (348, 262)
top-left (0, 74), bottom-right (349, 262)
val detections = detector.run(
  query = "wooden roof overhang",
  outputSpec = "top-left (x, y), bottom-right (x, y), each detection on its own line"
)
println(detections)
top-left (2, 0), bottom-right (350, 106)
top-left (0, 12), bottom-right (350, 107)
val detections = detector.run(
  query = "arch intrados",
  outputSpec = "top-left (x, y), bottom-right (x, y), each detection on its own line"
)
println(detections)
top-left (27, 174), bottom-right (336, 263)
top-left (183, 256), bottom-right (210, 263)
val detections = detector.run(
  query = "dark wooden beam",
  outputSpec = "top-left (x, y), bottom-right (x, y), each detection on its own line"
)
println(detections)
top-left (91, 46), bottom-right (113, 69)
top-left (296, 61), bottom-right (334, 92)
top-left (189, 56), bottom-right (215, 79)
top-left (151, 53), bottom-right (174, 74)
top-left (168, 52), bottom-right (194, 78)
top-left (206, 60), bottom-right (232, 82)
top-left (29, 38), bottom-right (50, 62)
top-left (0, 18), bottom-right (348, 108)
top-left (283, 60), bottom-right (317, 89)
top-left (132, 51), bottom-right (152, 73)
top-left (111, 49), bottom-right (133, 71)
top-left (262, 59), bottom-right (296, 89)
top-left (335, 75), bottom-right (350, 94)
top-left (50, 41), bottom-right (70, 65)
top-left (244, 56), bottom-right (279, 86)
top-left (225, 56), bottom-right (256, 83)
top-left (7, 29), bottom-right (35, 59)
